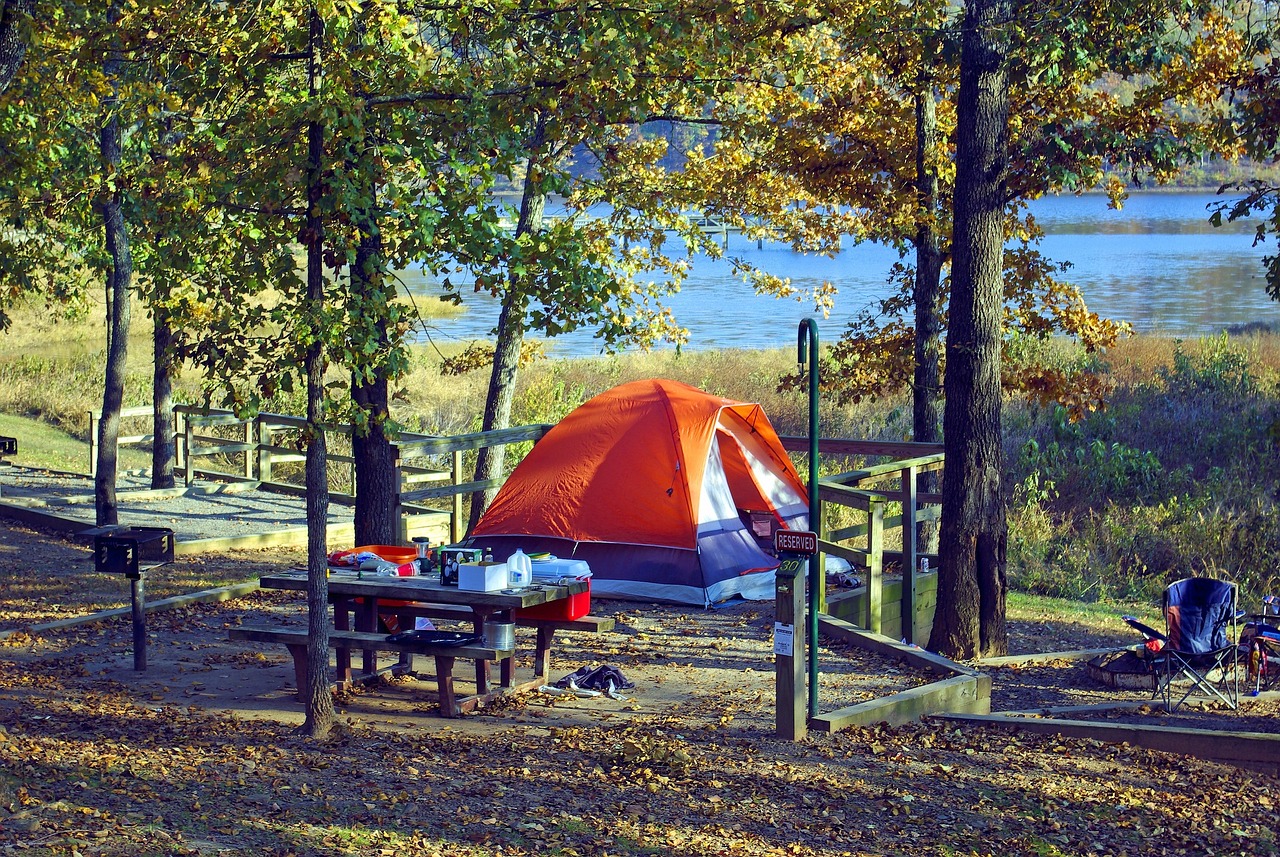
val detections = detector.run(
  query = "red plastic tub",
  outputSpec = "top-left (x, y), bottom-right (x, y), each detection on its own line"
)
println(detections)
top-left (515, 579), bottom-right (591, 621)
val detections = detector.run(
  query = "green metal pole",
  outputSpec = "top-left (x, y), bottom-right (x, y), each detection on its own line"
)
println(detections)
top-left (797, 319), bottom-right (820, 719)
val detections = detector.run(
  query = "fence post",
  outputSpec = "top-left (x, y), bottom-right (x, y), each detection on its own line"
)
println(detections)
top-left (392, 444), bottom-right (405, 541)
top-left (867, 497), bottom-right (883, 635)
top-left (348, 427), bottom-right (356, 500)
top-left (255, 417), bottom-right (267, 484)
top-left (183, 416), bottom-right (195, 487)
top-left (451, 450), bottom-right (464, 543)
top-left (87, 410), bottom-right (98, 476)
top-left (174, 407), bottom-right (186, 476)
top-left (243, 418), bottom-right (254, 479)
top-left (901, 464), bottom-right (919, 644)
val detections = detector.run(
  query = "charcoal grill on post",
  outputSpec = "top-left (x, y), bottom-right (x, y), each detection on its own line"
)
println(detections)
top-left (0, 437), bottom-right (15, 498)
top-left (93, 527), bottom-right (175, 671)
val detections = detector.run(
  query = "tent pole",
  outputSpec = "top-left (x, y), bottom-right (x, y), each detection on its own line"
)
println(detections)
top-left (797, 319), bottom-right (820, 720)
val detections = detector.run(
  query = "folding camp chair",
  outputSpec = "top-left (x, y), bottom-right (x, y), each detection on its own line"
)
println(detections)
top-left (1240, 593), bottom-right (1280, 696)
top-left (1123, 577), bottom-right (1239, 711)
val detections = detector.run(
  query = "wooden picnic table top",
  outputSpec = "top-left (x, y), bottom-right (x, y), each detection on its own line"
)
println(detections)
top-left (259, 570), bottom-right (587, 612)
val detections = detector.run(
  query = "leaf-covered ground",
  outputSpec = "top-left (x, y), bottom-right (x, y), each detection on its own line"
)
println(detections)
top-left (3, 521), bottom-right (1279, 856)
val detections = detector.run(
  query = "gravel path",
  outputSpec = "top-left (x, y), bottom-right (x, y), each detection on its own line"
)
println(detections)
top-left (0, 465), bottom-right (349, 541)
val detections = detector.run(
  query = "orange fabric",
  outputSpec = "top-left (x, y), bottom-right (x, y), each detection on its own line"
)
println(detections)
top-left (474, 379), bottom-right (807, 549)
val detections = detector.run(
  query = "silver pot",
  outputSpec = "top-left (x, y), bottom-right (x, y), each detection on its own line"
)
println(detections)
top-left (483, 621), bottom-right (515, 650)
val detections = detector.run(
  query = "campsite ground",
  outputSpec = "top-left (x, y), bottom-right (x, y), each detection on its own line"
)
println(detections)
top-left (4, 518), bottom-right (1280, 856)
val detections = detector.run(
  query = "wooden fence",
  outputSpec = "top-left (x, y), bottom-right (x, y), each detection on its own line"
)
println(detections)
top-left (88, 405), bottom-right (552, 545)
top-left (779, 436), bottom-right (945, 645)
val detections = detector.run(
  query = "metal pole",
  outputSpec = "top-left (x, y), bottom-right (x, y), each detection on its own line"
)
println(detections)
top-left (130, 575), bottom-right (147, 671)
top-left (797, 319), bottom-right (820, 719)
top-left (774, 553), bottom-right (807, 740)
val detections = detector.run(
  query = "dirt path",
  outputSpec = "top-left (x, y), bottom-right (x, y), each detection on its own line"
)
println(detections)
top-left (4, 518), bottom-right (1280, 856)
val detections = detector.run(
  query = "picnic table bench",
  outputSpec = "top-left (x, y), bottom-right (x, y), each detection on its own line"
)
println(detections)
top-left (239, 572), bottom-right (616, 716)
top-left (366, 601), bottom-right (616, 683)
top-left (227, 626), bottom-right (512, 717)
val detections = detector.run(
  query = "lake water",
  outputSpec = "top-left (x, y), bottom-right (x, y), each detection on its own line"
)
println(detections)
top-left (401, 191), bottom-right (1277, 356)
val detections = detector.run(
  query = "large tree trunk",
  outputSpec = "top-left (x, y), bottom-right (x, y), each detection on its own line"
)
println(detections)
top-left (351, 225), bottom-right (398, 546)
top-left (0, 0), bottom-right (32, 95)
top-left (466, 148), bottom-right (547, 534)
top-left (913, 78), bottom-right (944, 556)
top-left (301, 8), bottom-right (334, 739)
top-left (151, 308), bottom-right (176, 490)
top-left (928, 0), bottom-right (1010, 660)
top-left (95, 2), bottom-right (130, 528)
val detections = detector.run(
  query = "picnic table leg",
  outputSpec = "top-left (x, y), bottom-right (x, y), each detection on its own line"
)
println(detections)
top-left (532, 627), bottom-right (555, 684)
top-left (286, 642), bottom-right (309, 702)
top-left (355, 597), bottom-right (379, 677)
top-left (469, 615), bottom-right (492, 694)
top-left (333, 599), bottom-right (353, 688)
top-left (435, 655), bottom-right (458, 717)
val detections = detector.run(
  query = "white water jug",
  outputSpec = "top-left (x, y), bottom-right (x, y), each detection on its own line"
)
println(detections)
top-left (508, 548), bottom-right (532, 588)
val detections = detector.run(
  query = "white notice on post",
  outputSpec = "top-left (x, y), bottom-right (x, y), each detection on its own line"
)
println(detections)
top-left (773, 622), bottom-right (794, 657)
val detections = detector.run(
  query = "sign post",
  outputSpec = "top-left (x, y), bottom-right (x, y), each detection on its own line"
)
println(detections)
top-left (775, 530), bottom-right (817, 740)
top-left (797, 319), bottom-right (821, 719)
top-left (92, 527), bottom-right (174, 672)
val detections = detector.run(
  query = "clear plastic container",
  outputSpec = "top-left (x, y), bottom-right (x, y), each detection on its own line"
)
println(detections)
top-left (507, 548), bottom-right (532, 588)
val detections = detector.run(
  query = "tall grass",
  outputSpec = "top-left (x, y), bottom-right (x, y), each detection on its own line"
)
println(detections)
top-left (1006, 331), bottom-right (1280, 605)
top-left (4, 294), bottom-right (1280, 609)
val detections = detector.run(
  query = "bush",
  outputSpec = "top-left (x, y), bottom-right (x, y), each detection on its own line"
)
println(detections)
top-left (1006, 332), bottom-right (1280, 606)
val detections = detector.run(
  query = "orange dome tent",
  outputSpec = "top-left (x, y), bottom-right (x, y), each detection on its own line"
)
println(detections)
top-left (468, 379), bottom-right (809, 606)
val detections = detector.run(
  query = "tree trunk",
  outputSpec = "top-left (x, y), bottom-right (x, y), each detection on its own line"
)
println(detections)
top-left (0, 0), bottom-right (32, 95)
top-left (346, 12), bottom-right (398, 548)
top-left (466, 148), bottom-right (547, 534)
top-left (301, 7), bottom-right (334, 739)
top-left (351, 226), bottom-right (398, 547)
top-left (95, 2), bottom-right (129, 528)
top-left (913, 78), bottom-right (944, 556)
top-left (151, 307), bottom-right (176, 490)
top-left (928, 0), bottom-right (1010, 660)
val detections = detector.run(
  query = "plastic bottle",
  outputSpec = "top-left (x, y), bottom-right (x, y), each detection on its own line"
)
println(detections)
top-left (508, 548), bottom-right (532, 588)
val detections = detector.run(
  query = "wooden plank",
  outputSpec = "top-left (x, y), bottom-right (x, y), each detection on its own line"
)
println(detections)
top-left (937, 712), bottom-right (1280, 777)
top-left (811, 675), bottom-right (989, 732)
top-left (397, 424), bottom-right (554, 457)
top-left (513, 615), bottom-right (615, 633)
top-left (228, 626), bottom-right (510, 661)
top-left (777, 436), bottom-right (944, 459)
top-left (402, 477), bottom-right (504, 503)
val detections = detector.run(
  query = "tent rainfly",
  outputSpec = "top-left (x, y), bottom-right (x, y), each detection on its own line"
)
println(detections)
top-left (467, 378), bottom-right (810, 606)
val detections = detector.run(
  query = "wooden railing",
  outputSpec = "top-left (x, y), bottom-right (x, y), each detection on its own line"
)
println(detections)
top-left (779, 436), bottom-right (945, 644)
top-left (88, 405), bottom-right (553, 544)
top-left (88, 405), bottom-right (163, 475)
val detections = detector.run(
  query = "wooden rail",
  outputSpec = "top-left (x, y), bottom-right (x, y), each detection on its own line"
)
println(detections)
top-left (778, 435), bottom-right (945, 645)
top-left (90, 405), bottom-right (551, 544)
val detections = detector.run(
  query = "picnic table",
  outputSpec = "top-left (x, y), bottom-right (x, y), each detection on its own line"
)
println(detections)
top-left (244, 570), bottom-right (597, 716)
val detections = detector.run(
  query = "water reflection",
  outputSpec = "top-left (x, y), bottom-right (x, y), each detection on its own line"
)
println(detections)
top-left (402, 192), bottom-right (1277, 356)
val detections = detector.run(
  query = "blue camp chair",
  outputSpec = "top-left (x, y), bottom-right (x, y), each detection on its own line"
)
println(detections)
top-left (1123, 578), bottom-right (1239, 710)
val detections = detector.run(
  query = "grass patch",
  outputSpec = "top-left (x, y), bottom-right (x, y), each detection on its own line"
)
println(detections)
top-left (1007, 590), bottom-right (1159, 635)
top-left (0, 411), bottom-right (149, 474)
